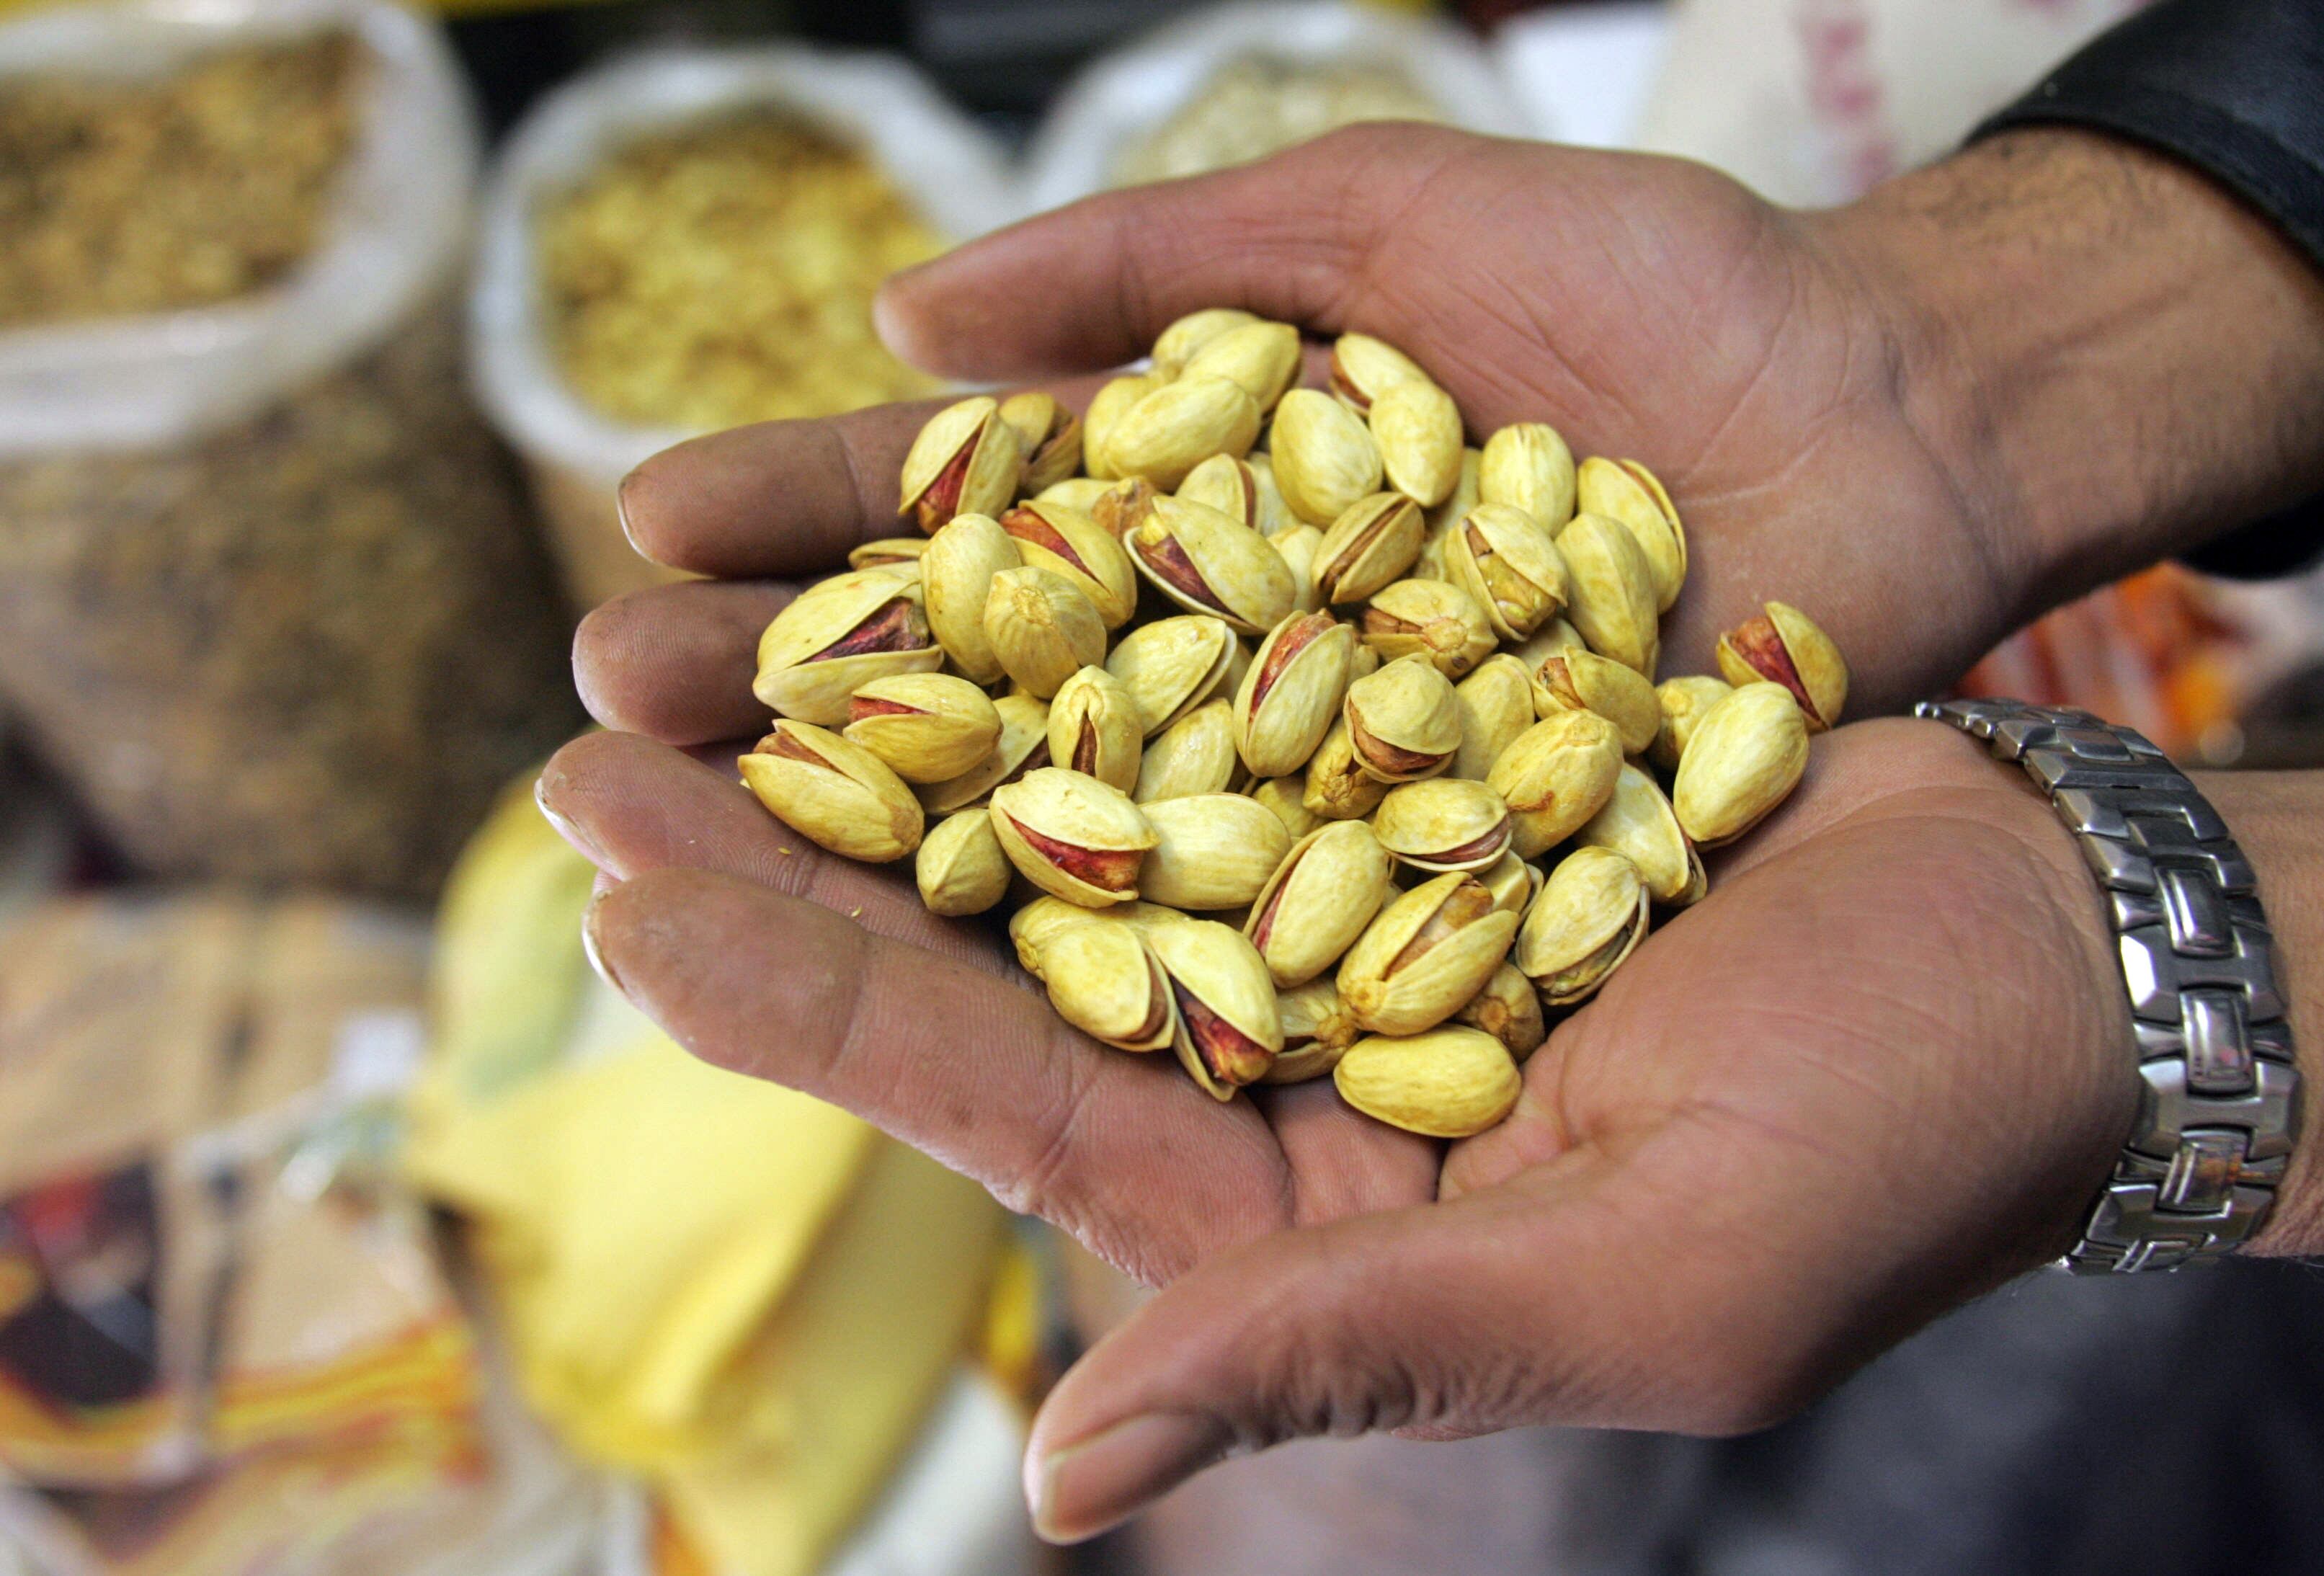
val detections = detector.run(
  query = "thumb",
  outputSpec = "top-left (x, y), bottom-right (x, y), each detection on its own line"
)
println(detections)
top-left (875, 123), bottom-right (1472, 383)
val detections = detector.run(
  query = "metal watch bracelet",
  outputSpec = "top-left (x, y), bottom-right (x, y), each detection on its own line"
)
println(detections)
top-left (1915, 698), bottom-right (2301, 1273)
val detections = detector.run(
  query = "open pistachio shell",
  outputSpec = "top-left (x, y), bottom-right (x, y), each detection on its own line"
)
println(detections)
top-left (1139, 793), bottom-right (1292, 910)
top-left (1047, 665), bottom-right (1145, 793)
top-left (1145, 920), bottom-right (1283, 1098)
top-left (1452, 654), bottom-right (1536, 781)
top-left (1301, 716), bottom-right (1392, 821)
top-left (1270, 388), bottom-right (1383, 527)
top-left (920, 513), bottom-right (1023, 685)
top-left (1455, 962), bottom-right (1548, 1062)
top-left (1530, 647), bottom-right (1661, 757)
top-left (1043, 920), bottom-right (1178, 1052)
top-left (916, 692), bottom-right (1051, 814)
top-left (1649, 675), bottom-right (1735, 773)
top-left (1371, 778), bottom-right (1513, 873)
top-left (1517, 845), bottom-right (1649, 1006)
top-left (1369, 378), bottom-right (1464, 507)
top-left (1000, 501), bottom-right (1139, 628)
top-left (989, 767), bottom-right (1158, 907)
top-left (1090, 475), bottom-right (1159, 540)
top-left (1128, 495), bottom-right (1296, 636)
top-left (1328, 333), bottom-right (1429, 414)
top-left (1575, 763), bottom-right (1699, 907)
top-left (1358, 577), bottom-right (1497, 680)
top-left (1263, 979), bottom-right (1361, 1083)
top-left (1334, 1026), bottom-right (1521, 1137)
top-left (848, 538), bottom-right (928, 576)
top-left (843, 672), bottom-right (1004, 783)
top-left (1336, 871), bottom-right (1521, 1037)
top-left (1714, 600), bottom-right (1848, 731)
top-left (1313, 491), bottom-right (1425, 605)
top-left (1672, 682), bottom-right (1809, 846)
top-left (916, 809), bottom-right (1012, 917)
top-left (1103, 375), bottom-right (1263, 490)
top-left (739, 722), bottom-right (924, 863)
top-left (1343, 656), bottom-right (1461, 783)
top-left (1082, 373), bottom-right (1163, 481)
top-left (1576, 456), bottom-right (1686, 612)
top-left (1233, 611), bottom-right (1355, 779)
top-left (1479, 422), bottom-right (1577, 533)
top-left (900, 396), bottom-right (1024, 533)
top-left (1104, 614), bottom-right (1237, 736)
top-left (752, 570), bottom-right (942, 726)
top-left (1555, 512), bottom-right (1660, 677)
top-left (1000, 390), bottom-right (1085, 496)
top-left (1245, 819), bottom-right (1394, 987)
top-left (1177, 453), bottom-right (1263, 531)
top-left (1446, 502), bottom-right (1570, 641)
top-left (1486, 711), bottom-right (1624, 859)
top-left (1180, 320), bottom-right (1302, 411)
top-left (1134, 698), bottom-right (1242, 803)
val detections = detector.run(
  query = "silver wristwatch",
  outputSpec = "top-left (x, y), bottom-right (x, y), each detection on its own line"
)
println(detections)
top-left (1915, 698), bottom-right (2300, 1273)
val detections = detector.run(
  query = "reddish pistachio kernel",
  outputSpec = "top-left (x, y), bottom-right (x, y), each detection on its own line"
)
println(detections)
top-left (1175, 982), bottom-right (1273, 1086)
top-left (1001, 507), bottom-right (1095, 578)
top-left (1137, 532), bottom-right (1222, 609)
top-left (914, 444), bottom-right (975, 531)
top-left (1003, 814), bottom-right (1139, 891)
top-left (1249, 613), bottom-right (1332, 711)
top-left (847, 695), bottom-right (924, 723)
top-left (1248, 867), bottom-right (1295, 951)
top-left (764, 731), bottom-right (832, 767)
top-left (1386, 881), bottom-right (1495, 975)
top-left (1348, 713), bottom-right (1442, 777)
top-left (1072, 718), bottom-right (1103, 775)
top-left (1430, 818), bottom-right (1512, 865)
top-left (1727, 615), bottom-right (1809, 710)
top-left (812, 599), bottom-right (929, 661)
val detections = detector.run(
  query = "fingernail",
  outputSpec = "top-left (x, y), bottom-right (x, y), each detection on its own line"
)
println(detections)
top-left (535, 775), bottom-right (607, 867)
top-left (871, 281), bottom-right (922, 367)
top-left (614, 468), bottom-right (646, 557)
top-left (580, 887), bottom-right (627, 998)
top-left (1027, 1413), bottom-right (1229, 1544)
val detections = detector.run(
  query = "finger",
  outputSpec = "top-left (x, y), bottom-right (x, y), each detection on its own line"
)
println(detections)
top-left (585, 863), bottom-right (1295, 1284)
top-left (876, 123), bottom-right (1477, 381)
top-left (1250, 1078), bottom-right (1442, 1224)
top-left (574, 580), bottom-right (793, 742)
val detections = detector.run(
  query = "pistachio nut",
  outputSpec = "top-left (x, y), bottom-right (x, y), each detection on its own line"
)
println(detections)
top-left (915, 809), bottom-right (1012, 917)
top-left (1246, 452), bottom-right (1294, 538)
top-left (1446, 502), bottom-right (1570, 641)
top-left (1334, 1026), bottom-right (1521, 1137)
top-left (1371, 778), bottom-right (1514, 873)
top-left (1312, 491), bottom-right (1425, 605)
top-left (1245, 819), bottom-right (1394, 987)
top-left (1358, 577), bottom-right (1497, 680)
top-left (1010, 894), bottom-right (1151, 978)
top-left (1043, 920), bottom-right (1177, 1053)
top-left (1530, 647), bottom-right (1661, 757)
top-left (1672, 681), bottom-right (1809, 846)
top-left (1177, 453), bottom-right (1263, 531)
top-left (1415, 447), bottom-right (1482, 580)
top-left (1479, 422), bottom-right (1577, 531)
top-left (1082, 373), bottom-right (1162, 481)
top-left (1343, 655), bottom-right (1461, 783)
top-left (1089, 475), bottom-right (1159, 540)
top-left (1516, 845), bottom-right (1648, 1006)
top-left (1000, 500), bottom-right (1139, 627)
top-left (1102, 375), bottom-right (1263, 490)
top-left (1272, 523), bottom-right (1326, 615)
top-left (1128, 495), bottom-right (1296, 636)
top-left (1327, 333), bottom-right (1428, 414)
top-left (1576, 763), bottom-right (1702, 907)
top-left (1104, 614), bottom-right (1237, 736)
top-left (1135, 697), bottom-right (1242, 803)
top-left (920, 512), bottom-right (1024, 685)
top-left (739, 721), bottom-right (924, 863)
top-left (1576, 455), bottom-right (1686, 611)
top-left (1714, 600), bottom-right (1848, 731)
top-left (899, 396), bottom-right (1024, 533)
top-left (1337, 871), bottom-right (1521, 1036)
top-left (1179, 320), bottom-right (1301, 411)
top-left (1301, 717), bottom-right (1392, 821)
top-left (1454, 963), bottom-right (1548, 1062)
top-left (1556, 512), bottom-right (1661, 675)
top-left (984, 566), bottom-right (1107, 697)
top-left (1139, 792), bottom-right (1292, 910)
top-left (993, 390), bottom-right (1079, 495)
top-left (1270, 388), bottom-right (1384, 527)
top-left (1477, 848), bottom-right (1542, 917)
top-left (1046, 665), bottom-right (1144, 793)
top-left (1234, 610), bottom-right (1355, 778)
top-left (1368, 377), bottom-right (1464, 507)
top-left (753, 570), bottom-right (941, 725)
top-left (1648, 675), bottom-right (1734, 773)
top-left (1263, 979), bottom-right (1360, 1083)
top-left (917, 692), bottom-right (1051, 814)
top-left (989, 767), bottom-right (1158, 906)
top-left (1452, 654), bottom-right (1536, 781)
top-left (1036, 476), bottom-right (1114, 512)
top-left (843, 672), bottom-right (1005, 783)
top-left (1251, 775), bottom-right (1323, 842)
top-left (1486, 711), bottom-right (1624, 858)
top-left (1152, 306), bottom-right (1260, 379)
top-left (1144, 919), bottom-right (1284, 1097)
top-left (848, 537), bottom-right (928, 576)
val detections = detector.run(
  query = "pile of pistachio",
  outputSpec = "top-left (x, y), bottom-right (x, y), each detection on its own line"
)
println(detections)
top-left (739, 311), bottom-right (1848, 1139)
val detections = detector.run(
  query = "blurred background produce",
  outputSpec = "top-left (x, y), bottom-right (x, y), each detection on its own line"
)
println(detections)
top-left (0, 0), bottom-right (2318, 1574)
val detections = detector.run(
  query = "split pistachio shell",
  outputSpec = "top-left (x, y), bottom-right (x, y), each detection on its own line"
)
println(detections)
top-left (1264, 979), bottom-right (1360, 1083)
top-left (1245, 819), bottom-right (1394, 987)
top-left (1369, 378), bottom-right (1464, 507)
top-left (1416, 447), bottom-right (1482, 580)
top-left (1649, 675), bottom-right (1735, 773)
top-left (740, 722), bottom-right (924, 863)
top-left (1043, 920), bottom-right (1177, 1052)
top-left (1343, 656), bottom-right (1461, 783)
top-left (1139, 792), bottom-right (1291, 910)
top-left (1153, 307), bottom-right (1260, 378)
top-left (989, 767), bottom-right (1158, 907)
top-left (1452, 654), bottom-right (1536, 781)
top-left (900, 396), bottom-right (1024, 533)
top-left (1577, 456), bottom-right (1686, 612)
top-left (1714, 600), bottom-right (1848, 731)
top-left (1177, 453), bottom-right (1263, 531)
top-left (1145, 920), bottom-right (1283, 1097)
top-left (843, 672), bottom-right (1005, 783)
top-left (916, 809), bottom-right (1012, 917)
top-left (1576, 763), bottom-right (1701, 907)
top-left (1446, 502), bottom-right (1569, 641)
top-left (1479, 422), bottom-right (1577, 532)
top-left (1312, 491), bottom-right (1424, 605)
top-left (1251, 775), bottom-right (1323, 843)
top-left (1000, 501), bottom-right (1139, 628)
top-left (1556, 512), bottom-right (1660, 675)
top-left (1328, 333), bottom-right (1429, 413)
top-left (1103, 375), bottom-right (1263, 490)
top-left (1517, 845), bottom-right (1648, 1005)
top-left (1180, 320), bottom-right (1301, 411)
top-left (1036, 476), bottom-right (1114, 511)
top-left (1273, 523), bottom-right (1326, 615)
top-left (1455, 963), bottom-right (1548, 1062)
top-left (1129, 495), bottom-right (1296, 635)
top-left (1301, 716), bottom-right (1392, 821)
top-left (1047, 665), bottom-right (1145, 793)
top-left (916, 693), bottom-right (1050, 814)
top-left (753, 571), bottom-right (941, 725)
top-left (1486, 711), bottom-right (1624, 858)
top-left (984, 566), bottom-right (1107, 697)
top-left (1082, 373), bottom-right (1162, 481)
top-left (1270, 388), bottom-right (1383, 527)
top-left (1477, 849), bottom-right (1542, 917)
top-left (1530, 647), bottom-right (1661, 757)
top-left (849, 538), bottom-right (928, 576)
top-left (1335, 1026), bottom-right (1521, 1137)
top-left (1672, 682), bottom-right (1809, 846)
top-left (920, 513), bottom-right (1023, 685)
top-left (1105, 614), bottom-right (1237, 736)
top-left (1337, 872), bottom-right (1521, 1036)
top-left (1358, 577), bottom-right (1497, 680)
top-left (1089, 475), bottom-right (1159, 540)
top-left (1136, 698), bottom-right (1242, 803)
top-left (1371, 778), bottom-right (1513, 873)
top-left (1234, 611), bottom-right (1355, 778)
top-left (1000, 391), bottom-right (1084, 495)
